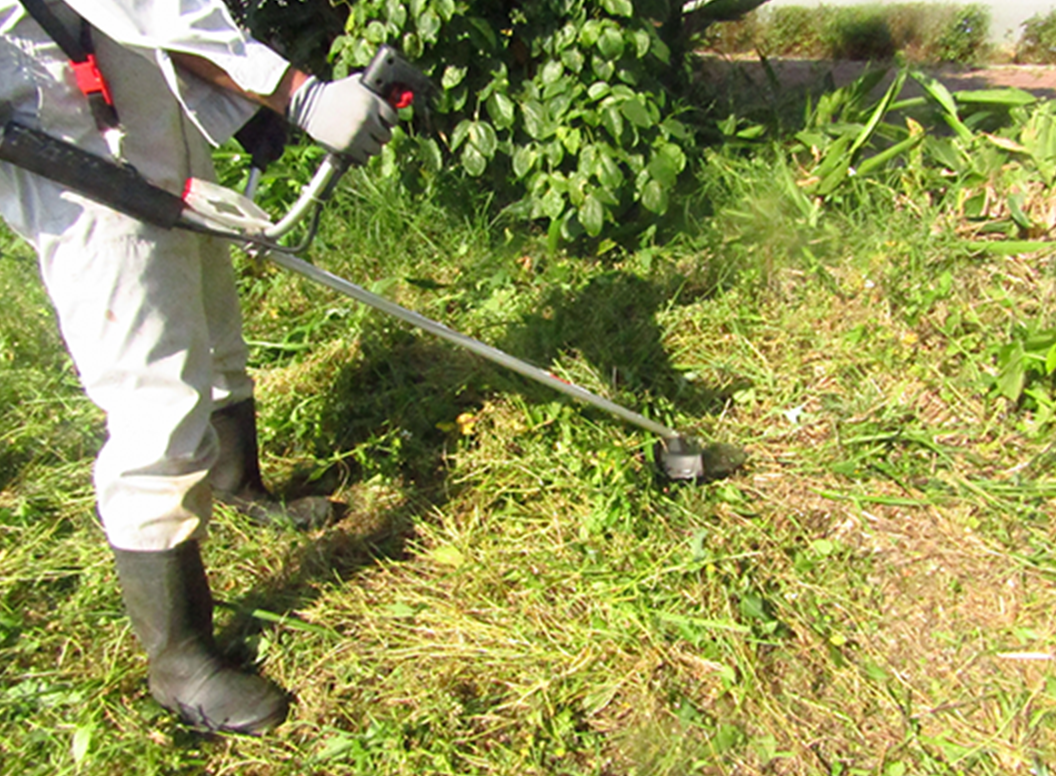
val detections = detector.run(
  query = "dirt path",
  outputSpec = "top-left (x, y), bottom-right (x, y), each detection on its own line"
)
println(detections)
top-left (698, 56), bottom-right (1056, 104)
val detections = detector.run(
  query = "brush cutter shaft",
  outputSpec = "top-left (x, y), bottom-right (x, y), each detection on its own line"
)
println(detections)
top-left (267, 251), bottom-right (681, 440)
top-left (263, 153), bottom-right (347, 239)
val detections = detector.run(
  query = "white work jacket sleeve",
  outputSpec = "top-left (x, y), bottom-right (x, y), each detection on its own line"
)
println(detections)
top-left (61, 0), bottom-right (291, 145)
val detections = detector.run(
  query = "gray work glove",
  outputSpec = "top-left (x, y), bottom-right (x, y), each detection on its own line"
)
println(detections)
top-left (286, 74), bottom-right (397, 163)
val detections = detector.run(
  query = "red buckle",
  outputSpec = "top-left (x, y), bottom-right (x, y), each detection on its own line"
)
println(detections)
top-left (71, 54), bottom-right (114, 105)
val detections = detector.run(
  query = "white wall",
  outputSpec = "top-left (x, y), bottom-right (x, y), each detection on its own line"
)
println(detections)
top-left (762, 0), bottom-right (1056, 43)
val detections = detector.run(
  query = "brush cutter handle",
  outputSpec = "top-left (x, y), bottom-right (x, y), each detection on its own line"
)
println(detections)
top-left (360, 45), bottom-right (436, 113)
top-left (263, 45), bottom-right (434, 240)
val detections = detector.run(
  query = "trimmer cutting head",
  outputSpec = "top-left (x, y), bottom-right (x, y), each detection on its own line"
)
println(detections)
top-left (655, 436), bottom-right (747, 483)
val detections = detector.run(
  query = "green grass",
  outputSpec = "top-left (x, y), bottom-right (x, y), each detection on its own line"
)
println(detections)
top-left (4, 68), bottom-right (1056, 774)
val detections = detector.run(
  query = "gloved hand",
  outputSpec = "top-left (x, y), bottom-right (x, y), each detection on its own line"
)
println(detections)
top-left (286, 74), bottom-right (397, 163)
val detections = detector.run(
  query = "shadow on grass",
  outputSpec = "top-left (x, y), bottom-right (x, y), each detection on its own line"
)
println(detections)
top-left (500, 270), bottom-right (742, 419)
top-left (219, 268), bottom-right (743, 641)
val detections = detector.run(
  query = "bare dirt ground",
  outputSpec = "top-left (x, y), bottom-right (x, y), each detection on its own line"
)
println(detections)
top-left (698, 56), bottom-right (1056, 106)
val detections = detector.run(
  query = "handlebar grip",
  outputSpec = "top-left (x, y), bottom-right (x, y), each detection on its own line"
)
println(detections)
top-left (360, 44), bottom-right (434, 108)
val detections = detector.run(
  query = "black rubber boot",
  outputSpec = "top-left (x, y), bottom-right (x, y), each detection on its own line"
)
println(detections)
top-left (208, 399), bottom-right (333, 529)
top-left (112, 541), bottom-right (290, 734)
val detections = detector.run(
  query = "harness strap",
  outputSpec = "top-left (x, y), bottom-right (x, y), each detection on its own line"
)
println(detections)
top-left (18, 0), bottom-right (120, 130)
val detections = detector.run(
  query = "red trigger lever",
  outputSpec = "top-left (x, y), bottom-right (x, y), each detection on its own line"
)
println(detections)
top-left (390, 88), bottom-right (415, 110)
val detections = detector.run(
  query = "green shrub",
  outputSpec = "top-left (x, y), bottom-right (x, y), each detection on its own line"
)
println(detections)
top-left (761, 6), bottom-right (825, 57)
top-left (930, 5), bottom-right (989, 64)
top-left (331, 0), bottom-right (700, 245)
top-left (822, 7), bottom-right (896, 61)
top-left (1018, 9), bottom-right (1056, 64)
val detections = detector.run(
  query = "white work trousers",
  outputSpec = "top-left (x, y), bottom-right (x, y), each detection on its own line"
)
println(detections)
top-left (0, 9), bottom-right (253, 550)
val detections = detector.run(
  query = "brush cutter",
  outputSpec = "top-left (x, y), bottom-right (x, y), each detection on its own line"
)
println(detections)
top-left (0, 45), bottom-right (745, 483)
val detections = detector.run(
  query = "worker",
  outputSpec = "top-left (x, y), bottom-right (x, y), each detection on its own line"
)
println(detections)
top-left (0, 0), bottom-right (397, 733)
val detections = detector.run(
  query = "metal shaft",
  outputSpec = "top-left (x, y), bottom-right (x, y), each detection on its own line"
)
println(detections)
top-left (266, 251), bottom-right (681, 440)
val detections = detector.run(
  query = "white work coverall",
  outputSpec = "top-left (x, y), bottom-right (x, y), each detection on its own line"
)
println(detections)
top-left (0, 0), bottom-right (289, 550)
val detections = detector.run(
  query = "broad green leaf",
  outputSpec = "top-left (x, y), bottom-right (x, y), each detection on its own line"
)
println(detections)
top-left (365, 20), bottom-right (387, 43)
top-left (71, 724), bottom-right (92, 764)
top-left (567, 173), bottom-right (587, 207)
top-left (385, 0), bottom-right (407, 28)
top-left (621, 97), bottom-right (653, 128)
top-left (561, 47), bottom-right (585, 73)
top-left (544, 140), bottom-right (565, 166)
top-left (578, 144), bottom-right (597, 173)
top-left (602, 104), bottom-right (624, 142)
top-left (418, 136), bottom-right (443, 172)
top-left (816, 155), bottom-right (852, 197)
top-left (811, 134), bottom-right (853, 183)
top-left (955, 88), bottom-right (1036, 107)
top-left (450, 118), bottom-right (471, 151)
top-left (982, 132), bottom-right (1027, 153)
top-left (442, 65), bottom-right (467, 90)
top-left (559, 126), bottom-right (582, 155)
top-left (647, 143), bottom-right (685, 186)
top-left (601, 0), bottom-right (634, 17)
top-left (542, 187), bottom-right (565, 219)
top-left (401, 31), bottom-right (423, 59)
top-left (469, 122), bottom-right (498, 157)
top-left (522, 100), bottom-right (551, 139)
top-left (487, 92), bottom-right (516, 129)
top-left (650, 34), bottom-right (670, 64)
top-left (466, 16), bottom-right (498, 50)
top-left (552, 23), bottom-right (577, 52)
top-left (594, 186), bottom-right (619, 206)
top-left (912, 70), bottom-right (972, 143)
top-left (461, 144), bottom-right (486, 176)
top-left (616, 65), bottom-right (639, 86)
top-left (416, 9), bottom-right (441, 42)
top-left (428, 545), bottom-right (465, 567)
top-left (996, 342), bottom-right (1026, 401)
top-left (1008, 193), bottom-right (1032, 230)
top-left (597, 28), bottom-right (625, 60)
top-left (579, 195), bottom-right (604, 236)
top-left (924, 136), bottom-right (968, 171)
top-left (736, 124), bottom-right (766, 140)
top-left (513, 145), bottom-right (538, 179)
top-left (592, 55), bottom-right (615, 81)
top-left (434, 0), bottom-right (456, 22)
top-left (633, 29), bottom-right (651, 58)
top-left (640, 179), bottom-right (668, 214)
top-left (855, 133), bottom-right (924, 176)
top-left (848, 69), bottom-right (906, 159)
top-left (541, 59), bottom-right (564, 85)
top-left (543, 77), bottom-right (571, 101)
top-left (579, 20), bottom-right (601, 47)
top-left (596, 151), bottom-right (623, 190)
top-left (962, 240), bottom-right (1050, 255)
top-left (547, 170), bottom-right (568, 192)
top-left (588, 81), bottom-right (611, 100)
